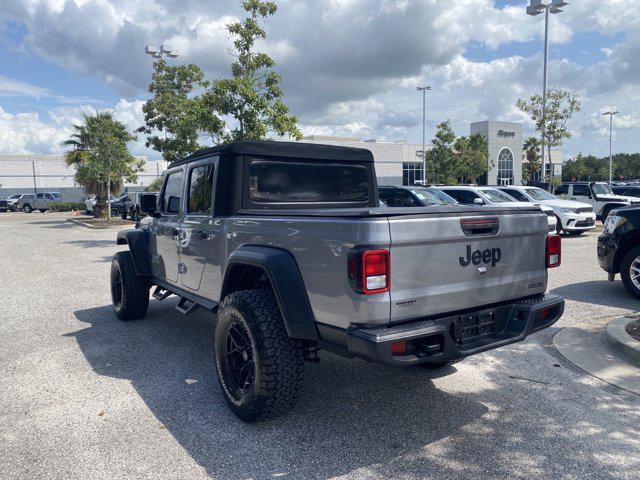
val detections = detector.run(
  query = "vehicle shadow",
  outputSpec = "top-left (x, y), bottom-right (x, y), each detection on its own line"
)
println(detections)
top-left (551, 280), bottom-right (637, 309)
top-left (65, 239), bottom-right (115, 249)
top-left (69, 302), bottom-right (487, 479)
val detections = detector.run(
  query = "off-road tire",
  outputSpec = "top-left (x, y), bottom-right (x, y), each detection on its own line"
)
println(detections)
top-left (23, 204), bottom-right (32, 213)
top-left (620, 245), bottom-right (640, 298)
top-left (215, 289), bottom-right (304, 422)
top-left (110, 251), bottom-right (149, 320)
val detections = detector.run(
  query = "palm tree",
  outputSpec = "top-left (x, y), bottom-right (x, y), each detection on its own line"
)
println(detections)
top-left (63, 112), bottom-right (139, 218)
top-left (523, 137), bottom-right (541, 183)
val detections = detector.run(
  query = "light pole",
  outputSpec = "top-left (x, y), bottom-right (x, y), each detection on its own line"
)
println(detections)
top-left (526, 0), bottom-right (568, 187)
top-left (602, 110), bottom-right (620, 184)
top-left (417, 86), bottom-right (431, 184)
top-left (145, 44), bottom-right (178, 60)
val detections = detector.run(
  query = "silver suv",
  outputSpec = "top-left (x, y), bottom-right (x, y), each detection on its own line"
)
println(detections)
top-left (111, 141), bottom-right (565, 421)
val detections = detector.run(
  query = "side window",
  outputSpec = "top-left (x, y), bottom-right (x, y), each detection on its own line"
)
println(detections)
top-left (555, 185), bottom-right (569, 195)
top-left (378, 189), bottom-right (394, 206)
top-left (188, 163), bottom-right (215, 214)
top-left (446, 190), bottom-right (478, 204)
top-left (36, 193), bottom-right (44, 199)
top-left (161, 171), bottom-right (184, 213)
top-left (573, 185), bottom-right (590, 196)
top-left (503, 189), bottom-right (528, 202)
top-left (394, 190), bottom-right (420, 207)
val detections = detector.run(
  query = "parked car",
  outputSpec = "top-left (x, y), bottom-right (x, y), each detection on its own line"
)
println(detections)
top-left (0, 197), bottom-right (10, 212)
top-left (4, 194), bottom-right (23, 211)
top-left (129, 192), bottom-right (159, 221)
top-left (109, 194), bottom-right (131, 218)
top-left (112, 140), bottom-right (564, 421)
top-left (555, 182), bottom-right (640, 220)
top-left (598, 205), bottom-right (640, 297)
top-left (19, 192), bottom-right (62, 213)
top-left (496, 185), bottom-right (596, 235)
top-left (439, 185), bottom-right (557, 232)
top-left (378, 185), bottom-right (458, 207)
top-left (84, 194), bottom-right (116, 215)
top-left (611, 185), bottom-right (640, 199)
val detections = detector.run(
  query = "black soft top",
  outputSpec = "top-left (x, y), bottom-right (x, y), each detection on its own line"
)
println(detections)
top-left (175, 140), bottom-right (374, 166)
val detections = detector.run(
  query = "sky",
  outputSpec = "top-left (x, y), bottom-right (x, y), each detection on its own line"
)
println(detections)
top-left (0, 0), bottom-right (639, 160)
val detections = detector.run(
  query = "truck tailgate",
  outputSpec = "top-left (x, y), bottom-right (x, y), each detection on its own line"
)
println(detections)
top-left (388, 210), bottom-right (548, 322)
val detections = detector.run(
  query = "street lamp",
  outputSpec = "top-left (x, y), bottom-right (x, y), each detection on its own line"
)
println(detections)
top-left (417, 85), bottom-right (432, 184)
top-left (526, 0), bottom-right (568, 186)
top-left (144, 44), bottom-right (178, 60)
top-left (602, 110), bottom-right (620, 184)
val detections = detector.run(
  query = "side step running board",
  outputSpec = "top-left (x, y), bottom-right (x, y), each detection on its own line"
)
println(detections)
top-left (175, 297), bottom-right (199, 315)
top-left (152, 285), bottom-right (172, 301)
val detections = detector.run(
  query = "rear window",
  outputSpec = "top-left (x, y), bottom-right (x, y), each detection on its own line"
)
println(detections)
top-left (248, 160), bottom-right (370, 204)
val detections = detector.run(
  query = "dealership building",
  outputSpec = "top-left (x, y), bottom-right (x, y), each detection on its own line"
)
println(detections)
top-left (304, 120), bottom-right (562, 186)
top-left (0, 121), bottom-right (563, 197)
top-left (0, 154), bottom-right (168, 201)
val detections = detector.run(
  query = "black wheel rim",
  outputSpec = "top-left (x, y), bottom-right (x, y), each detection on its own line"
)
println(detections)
top-left (111, 266), bottom-right (123, 308)
top-left (221, 321), bottom-right (255, 398)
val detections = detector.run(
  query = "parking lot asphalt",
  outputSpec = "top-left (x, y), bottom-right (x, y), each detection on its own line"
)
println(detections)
top-left (1, 212), bottom-right (639, 480)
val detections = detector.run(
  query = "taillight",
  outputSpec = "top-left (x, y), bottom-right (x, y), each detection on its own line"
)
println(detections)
top-left (546, 235), bottom-right (561, 268)
top-left (348, 249), bottom-right (390, 294)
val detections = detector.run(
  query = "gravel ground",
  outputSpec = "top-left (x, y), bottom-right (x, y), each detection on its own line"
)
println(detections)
top-left (1, 212), bottom-right (639, 480)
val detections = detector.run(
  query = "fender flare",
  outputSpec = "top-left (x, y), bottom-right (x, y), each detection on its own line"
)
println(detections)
top-left (221, 245), bottom-right (319, 342)
top-left (116, 229), bottom-right (152, 276)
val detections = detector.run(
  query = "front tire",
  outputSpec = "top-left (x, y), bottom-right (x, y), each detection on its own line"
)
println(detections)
top-left (23, 204), bottom-right (32, 213)
top-left (215, 289), bottom-right (304, 422)
top-left (110, 251), bottom-right (149, 320)
top-left (620, 246), bottom-right (640, 298)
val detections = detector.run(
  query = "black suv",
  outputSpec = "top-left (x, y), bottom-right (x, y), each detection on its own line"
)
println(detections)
top-left (598, 205), bottom-right (640, 297)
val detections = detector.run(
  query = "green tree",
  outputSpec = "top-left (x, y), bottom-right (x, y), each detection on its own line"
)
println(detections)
top-left (516, 87), bottom-right (581, 181)
top-left (64, 112), bottom-right (143, 219)
top-left (522, 136), bottom-right (541, 183)
top-left (455, 133), bottom-right (490, 184)
top-left (146, 176), bottom-right (164, 192)
top-left (208, 0), bottom-right (302, 141)
top-left (139, 60), bottom-right (224, 162)
top-left (426, 120), bottom-right (458, 184)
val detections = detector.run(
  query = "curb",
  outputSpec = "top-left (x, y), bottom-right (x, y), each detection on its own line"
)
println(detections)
top-left (66, 218), bottom-right (126, 229)
top-left (602, 316), bottom-right (640, 367)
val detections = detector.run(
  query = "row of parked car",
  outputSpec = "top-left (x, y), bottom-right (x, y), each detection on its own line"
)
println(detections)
top-left (378, 181), bottom-right (640, 235)
top-left (0, 191), bottom-right (158, 220)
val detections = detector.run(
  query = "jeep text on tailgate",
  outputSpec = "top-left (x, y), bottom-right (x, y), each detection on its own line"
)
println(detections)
top-left (111, 141), bottom-right (565, 421)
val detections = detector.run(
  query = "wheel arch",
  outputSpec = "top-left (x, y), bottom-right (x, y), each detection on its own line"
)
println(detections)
top-left (116, 229), bottom-right (152, 276)
top-left (613, 233), bottom-right (640, 273)
top-left (220, 245), bottom-right (319, 342)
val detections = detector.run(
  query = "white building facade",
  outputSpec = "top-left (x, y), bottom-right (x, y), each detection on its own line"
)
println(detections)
top-left (0, 154), bottom-right (168, 201)
top-left (470, 120), bottom-right (523, 186)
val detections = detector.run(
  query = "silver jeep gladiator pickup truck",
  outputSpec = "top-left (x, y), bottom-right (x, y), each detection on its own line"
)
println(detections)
top-left (112, 141), bottom-right (564, 421)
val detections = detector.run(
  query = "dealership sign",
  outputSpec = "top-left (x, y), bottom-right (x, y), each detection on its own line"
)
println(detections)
top-left (497, 129), bottom-right (515, 138)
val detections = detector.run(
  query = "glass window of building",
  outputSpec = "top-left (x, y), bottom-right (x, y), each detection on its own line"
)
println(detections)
top-left (497, 148), bottom-right (514, 186)
top-left (402, 162), bottom-right (424, 186)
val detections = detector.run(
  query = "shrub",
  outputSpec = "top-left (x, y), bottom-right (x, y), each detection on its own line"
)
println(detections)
top-left (50, 202), bottom-right (86, 212)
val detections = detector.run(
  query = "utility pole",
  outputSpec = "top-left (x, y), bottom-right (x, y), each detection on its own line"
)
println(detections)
top-left (602, 110), bottom-right (620, 184)
top-left (526, 0), bottom-right (569, 187)
top-left (417, 86), bottom-right (432, 184)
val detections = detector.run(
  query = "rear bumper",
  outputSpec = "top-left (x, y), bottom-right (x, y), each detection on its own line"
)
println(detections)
top-left (320, 294), bottom-right (565, 366)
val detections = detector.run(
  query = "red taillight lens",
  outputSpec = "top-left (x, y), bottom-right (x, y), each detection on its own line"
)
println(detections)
top-left (348, 249), bottom-right (390, 294)
top-left (391, 340), bottom-right (407, 356)
top-left (546, 234), bottom-right (561, 268)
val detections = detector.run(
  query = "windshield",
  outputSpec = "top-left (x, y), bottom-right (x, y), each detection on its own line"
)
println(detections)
top-left (7, 194), bottom-right (21, 199)
top-left (479, 189), bottom-right (516, 203)
top-left (527, 188), bottom-right (556, 201)
top-left (592, 183), bottom-right (613, 195)
top-left (409, 188), bottom-right (456, 205)
top-left (50, 192), bottom-right (61, 198)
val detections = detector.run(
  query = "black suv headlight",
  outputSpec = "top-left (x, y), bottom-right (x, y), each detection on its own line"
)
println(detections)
top-left (603, 215), bottom-right (627, 234)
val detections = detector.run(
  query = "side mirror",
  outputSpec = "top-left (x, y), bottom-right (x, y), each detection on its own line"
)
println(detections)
top-left (139, 194), bottom-right (158, 215)
top-left (473, 198), bottom-right (485, 205)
